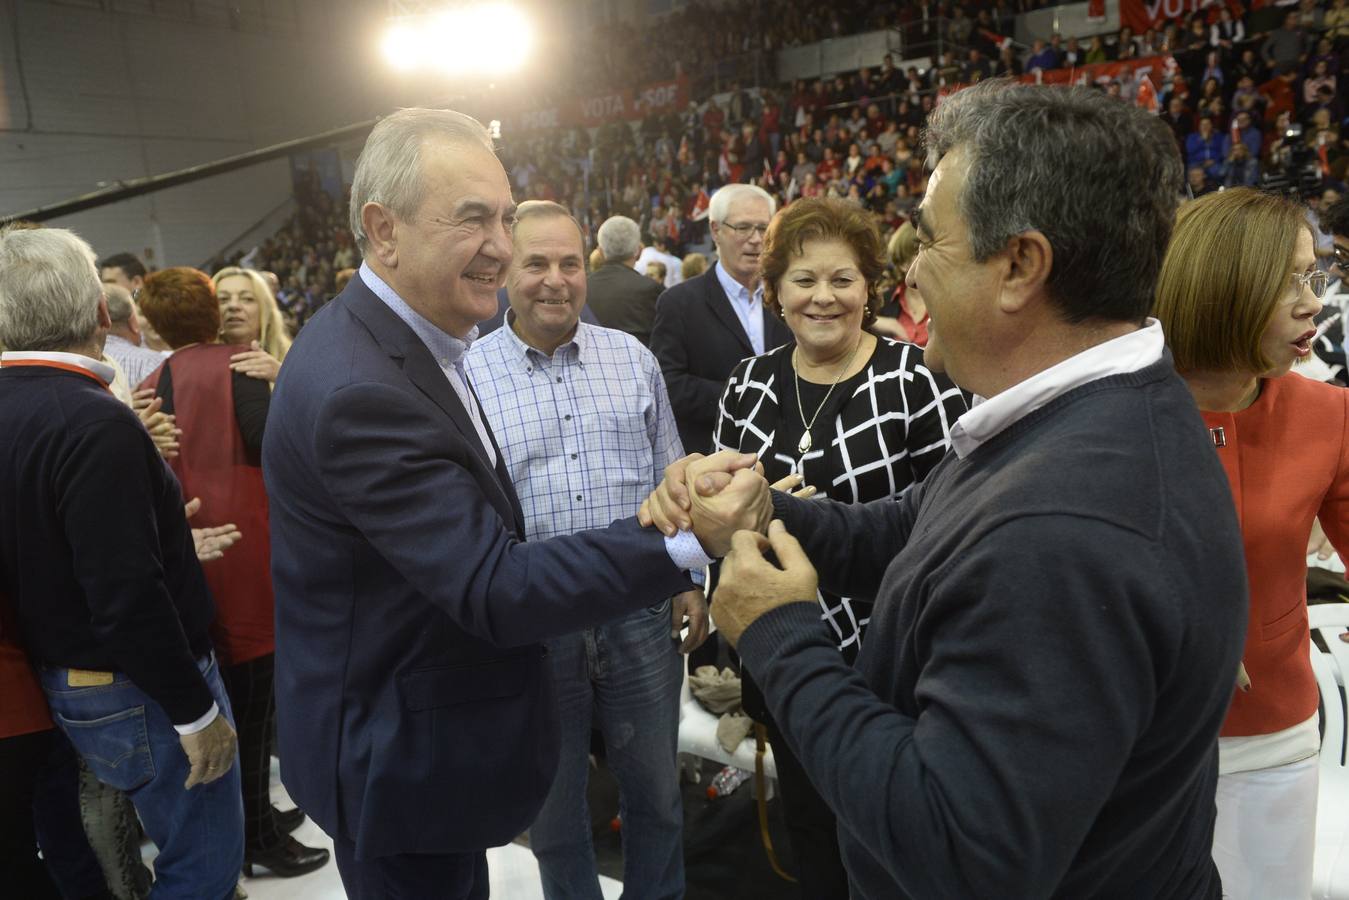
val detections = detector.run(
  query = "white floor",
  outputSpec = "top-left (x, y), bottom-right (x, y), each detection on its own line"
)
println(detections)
top-left (149, 760), bottom-right (623, 900)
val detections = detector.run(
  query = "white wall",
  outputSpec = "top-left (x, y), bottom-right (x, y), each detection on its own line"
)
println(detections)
top-left (1016, 0), bottom-right (1122, 44)
top-left (0, 0), bottom-right (441, 267)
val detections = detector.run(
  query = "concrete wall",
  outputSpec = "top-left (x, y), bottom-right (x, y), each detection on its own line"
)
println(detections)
top-left (1016, 0), bottom-right (1121, 44)
top-left (0, 0), bottom-right (441, 267)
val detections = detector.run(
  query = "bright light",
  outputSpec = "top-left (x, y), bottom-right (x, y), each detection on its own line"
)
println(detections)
top-left (382, 4), bottom-right (533, 76)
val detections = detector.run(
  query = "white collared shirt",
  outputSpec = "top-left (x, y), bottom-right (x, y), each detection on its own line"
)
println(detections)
top-left (0, 350), bottom-right (118, 385)
top-left (949, 319), bottom-right (1166, 459)
top-left (359, 262), bottom-right (497, 468)
top-left (714, 261), bottom-right (766, 355)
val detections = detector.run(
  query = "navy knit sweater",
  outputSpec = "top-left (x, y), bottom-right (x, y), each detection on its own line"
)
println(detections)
top-left (0, 367), bottom-right (216, 723)
top-left (740, 358), bottom-right (1248, 899)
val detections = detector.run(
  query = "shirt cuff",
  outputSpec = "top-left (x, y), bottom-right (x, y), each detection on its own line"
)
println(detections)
top-left (173, 702), bottom-right (219, 736)
top-left (664, 529), bottom-right (714, 572)
top-left (689, 566), bottom-right (706, 588)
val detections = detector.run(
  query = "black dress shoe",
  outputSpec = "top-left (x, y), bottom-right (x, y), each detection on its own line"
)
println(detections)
top-left (273, 805), bottom-right (305, 833)
top-left (242, 836), bottom-right (330, 878)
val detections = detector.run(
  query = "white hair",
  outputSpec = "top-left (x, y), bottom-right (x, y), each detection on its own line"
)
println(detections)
top-left (597, 216), bottom-right (641, 262)
top-left (708, 184), bottom-right (776, 225)
top-left (0, 226), bottom-right (103, 352)
top-left (349, 108), bottom-right (495, 255)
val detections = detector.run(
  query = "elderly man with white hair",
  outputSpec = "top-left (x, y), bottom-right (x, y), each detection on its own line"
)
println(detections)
top-left (263, 108), bottom-right (710, 899)
top-left (649, 183), bottom-right (794, 455)
top-left (0, 225), bottom-right (243, 900)
top-left (585, 214), bottom-right (665, 346)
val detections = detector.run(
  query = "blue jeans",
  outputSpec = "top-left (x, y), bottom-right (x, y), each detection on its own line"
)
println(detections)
top-left (40, 654), bottom-right (244, 900)
top-left (530, 598), bottom-right (684, 900)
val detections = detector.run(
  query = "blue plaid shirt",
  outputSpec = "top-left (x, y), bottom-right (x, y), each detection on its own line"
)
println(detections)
top-left (467, 315), bottom-right (706, 581)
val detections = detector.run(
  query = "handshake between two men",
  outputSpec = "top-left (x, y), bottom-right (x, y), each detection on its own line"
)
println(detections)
top-left (638, 450), bottom-right (820, 647)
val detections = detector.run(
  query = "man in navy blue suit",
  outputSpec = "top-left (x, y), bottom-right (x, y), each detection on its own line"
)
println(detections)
top-left (262, 108), bottom-right (716, 899)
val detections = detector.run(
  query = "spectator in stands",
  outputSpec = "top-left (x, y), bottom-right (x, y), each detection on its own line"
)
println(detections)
top-left (1085, 35), bottom-right (1107, 64)
top-left (467, 199), bottom-right (705, 900)
top-left (1227, 110), bottom-right (1264, 160)
top-left (1212, 6), bottom-right (1246, 49)
top-left (1154, 187), bottom-right (1347, 900)
top-left (102, 283), bottom-right (168, 388)
top-left (1218, 142), bottom-right (1262, 188)
top-left (1188, 165), bottom-right (1217, 197)
top-left (1187, 117), bottom-right (1225, 175)
top-left (710, 197), bottom-right (963, 900)
top-left (650, 184), bottom-right (792, 455)
top-left (643, 81), bottom-right (1245, 900)
top-left (137, 268), bottom-right (329, 882)
top-left (213, 267), bottom-right (291, 387)
top-left (1026, 37), bottom-right (1058, 71)
top-left (587, 216), bottom-right (664, 347)
top-left (1262, 12), bottom-right (1309, 74)
top-left (1328, 0), bottom-right (1349, 42)
top-left (0, 227), bottom-right (244, 900)
top-left (1062, 36), bottom-right (1083, 68)
top-left (1304, 58), bottom-right (1337, 106)
top-left (1163, 96), bottom-right (1194, 149)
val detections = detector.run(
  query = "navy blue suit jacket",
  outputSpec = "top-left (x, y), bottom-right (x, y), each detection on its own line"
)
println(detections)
top-left (649, 268), bottom-right (793, 455)
top-left (263, 275), bottom-right (693, 859)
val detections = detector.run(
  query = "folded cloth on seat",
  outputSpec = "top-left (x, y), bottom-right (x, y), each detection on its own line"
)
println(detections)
top-left (689, 665), bottom-right (752, 752)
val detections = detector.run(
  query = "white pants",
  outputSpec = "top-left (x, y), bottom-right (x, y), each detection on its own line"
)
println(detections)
top-left (1212, 756), bottom-right (1319, 900)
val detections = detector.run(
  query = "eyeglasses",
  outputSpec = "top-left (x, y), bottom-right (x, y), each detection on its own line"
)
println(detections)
top-left (721, 222), bottom-right (769, 239)
top-left (1291, 269), bottom-right (1330, 299)
top-left (1333, 246), bottom-right (1349, 270)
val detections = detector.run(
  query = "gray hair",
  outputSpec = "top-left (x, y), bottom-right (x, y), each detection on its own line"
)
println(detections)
top-left (103, 282), bottom-right (135, 324)
top-left (514, 200), bottom-right (584, 247)
top-left (0, 226), bottom-right (103, 352)
top-left (349, 108), bottom-right (495, 256)
top-left (597, 216), bottom-right (641, 261)
top-left (923, 80), bottom-right (1182, 322)
top-left (708, 184), bottom-right (777, 225)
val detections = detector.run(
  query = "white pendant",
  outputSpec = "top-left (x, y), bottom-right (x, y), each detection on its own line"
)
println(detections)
top-left (798, 431), bottom-right (812, 454)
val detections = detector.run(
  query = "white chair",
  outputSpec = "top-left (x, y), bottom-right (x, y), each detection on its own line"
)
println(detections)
top-left (676, 651), bottom-right (776, 795)
top-left (1308, 604), bottom-right (1349, 898)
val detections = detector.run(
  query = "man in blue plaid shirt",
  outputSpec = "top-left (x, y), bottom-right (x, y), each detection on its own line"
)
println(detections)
top-left (466, 201), bottom-right (707, 900)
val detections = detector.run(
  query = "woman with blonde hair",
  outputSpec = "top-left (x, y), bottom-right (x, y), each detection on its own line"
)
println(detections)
top-left (680, 251), bottom-right (708, 280)
top-left (211, 266), bottom-right (291, 385)
top-left (1153, 187), bottom-right (1349, 899)
top-left (871, 221), bottom-right (929, 345)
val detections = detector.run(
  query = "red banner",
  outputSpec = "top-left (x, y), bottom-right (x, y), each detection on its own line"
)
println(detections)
top-left (503, 76), bottom-right (690, 135)
top-left (1017, 54), bottom-right (1172, 89)
top-left (1119, 0), bottom-right (1251, 34)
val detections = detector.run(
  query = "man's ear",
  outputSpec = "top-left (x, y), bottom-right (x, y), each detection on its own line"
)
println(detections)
top-left (998, 230), bottom-right (1053, 315)
top-left (362, 202), bottom-right (399, 268)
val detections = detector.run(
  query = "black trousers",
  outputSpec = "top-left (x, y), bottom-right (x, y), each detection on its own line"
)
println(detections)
top-left (334, 831), bottom-right (488, 900)
top-left (1, 728), bottom-right (111, 900)
top-left (220, 653), bottom-right (284, 851)
top-left (744, 670), bottom-right (850, 900)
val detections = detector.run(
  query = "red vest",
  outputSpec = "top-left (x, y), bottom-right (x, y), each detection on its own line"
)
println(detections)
top-left (145, 344), bottom-right (274, 665)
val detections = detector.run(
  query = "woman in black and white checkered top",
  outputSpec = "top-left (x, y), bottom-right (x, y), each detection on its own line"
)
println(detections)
top-left (711, 198), bottom-right (966, 898)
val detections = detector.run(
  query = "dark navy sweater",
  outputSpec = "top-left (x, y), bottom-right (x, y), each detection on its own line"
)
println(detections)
top-left (0, 367), bottom-right (216, 723)
top-left (740, 357), bottom-right (1248, 899)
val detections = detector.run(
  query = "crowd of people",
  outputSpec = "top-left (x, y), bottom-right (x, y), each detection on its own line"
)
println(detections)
top-left (4, 1), bottom-right (1349, 899)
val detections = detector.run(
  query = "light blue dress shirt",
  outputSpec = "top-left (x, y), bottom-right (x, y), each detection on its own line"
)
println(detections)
top-left (714, 260), bottom-right (766, 355)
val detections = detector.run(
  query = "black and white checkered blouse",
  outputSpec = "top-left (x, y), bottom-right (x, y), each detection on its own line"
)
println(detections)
top-left (712, 337), bottom-right (967, 657)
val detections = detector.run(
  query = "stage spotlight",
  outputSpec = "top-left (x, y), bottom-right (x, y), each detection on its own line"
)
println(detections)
top-left (382, 4), bottom-right (533, 76)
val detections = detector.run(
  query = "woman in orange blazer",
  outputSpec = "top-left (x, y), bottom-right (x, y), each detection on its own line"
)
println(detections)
top-left (1154, 187), bottom-right (1349, 900)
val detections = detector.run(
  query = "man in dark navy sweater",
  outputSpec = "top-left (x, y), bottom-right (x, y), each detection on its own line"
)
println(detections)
top-left (0, 226), bottom-right (244, 900)
top-left (644, 83), bottom-right (1249, 899)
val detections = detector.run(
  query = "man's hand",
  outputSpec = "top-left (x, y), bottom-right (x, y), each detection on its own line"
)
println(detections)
top-left (228, 341), bottom-right (282, 383)
top-left (183, 498), bottom-right (242, 562)
top-left (180, 713), bottom-right (238, 788)
top-left (639, 451), bottom-right (759, 535)
top-left (672, 587), bottom-right (709, 654)
top-left (133, 389), bottom-right (181, 459)
top-left (684, 456), bottom-right (774, 558)
top-left (713, 521), bottom-right (819, 648)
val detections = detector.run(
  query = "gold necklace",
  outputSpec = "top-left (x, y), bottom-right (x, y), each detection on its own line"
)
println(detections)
top-left (793, 338), bottom-right (862, 455)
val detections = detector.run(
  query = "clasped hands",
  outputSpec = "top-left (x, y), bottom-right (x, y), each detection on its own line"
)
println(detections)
top-left (638, 452), bottom-right (819, 646)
